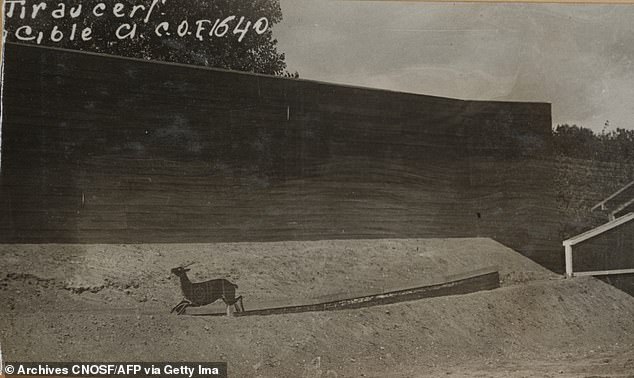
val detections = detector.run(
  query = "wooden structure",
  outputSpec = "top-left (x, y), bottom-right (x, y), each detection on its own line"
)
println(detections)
top-left (564, 180), bottom-right (634, 278)
top-left (1, 42), bottom-right (558, 269)
top-left (591, 180), bottom-right (634, 221)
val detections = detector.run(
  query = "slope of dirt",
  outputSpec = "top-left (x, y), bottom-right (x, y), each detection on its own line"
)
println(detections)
top-left (1, 238), bottom-right (634, 377)
top-left (0, 238), bottom-right (553, 311)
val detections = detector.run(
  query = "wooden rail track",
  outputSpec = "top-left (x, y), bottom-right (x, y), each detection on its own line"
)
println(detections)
top-left (191, 269), bottom-right (500, 317)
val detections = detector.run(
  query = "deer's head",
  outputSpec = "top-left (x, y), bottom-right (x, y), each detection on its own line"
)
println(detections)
top-left (170, 262), bottom-right (197, 277)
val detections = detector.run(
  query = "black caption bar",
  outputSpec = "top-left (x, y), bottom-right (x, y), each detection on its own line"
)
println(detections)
top-left (2, 362), bottom-right (227, 378)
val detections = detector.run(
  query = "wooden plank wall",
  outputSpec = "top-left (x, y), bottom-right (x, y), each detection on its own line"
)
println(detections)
top-left (0, 43), bottom-right (560, 269)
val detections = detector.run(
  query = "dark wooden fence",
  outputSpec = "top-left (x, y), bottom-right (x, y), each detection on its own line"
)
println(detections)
top-left (0, 43), bottom-right (559, 269)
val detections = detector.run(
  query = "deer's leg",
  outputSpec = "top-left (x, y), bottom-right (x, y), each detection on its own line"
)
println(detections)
top-left (171, 300), bottom-right (187, 313)
top-left (234, 296), bottom-right (244, 313)
top-left (174, 303), bottom-right (186, 315)
top-left (222, 296), bottom-right (238, 317)
top-left (223, 298), bottom-right (234, 316)
top-left (177, 302), bottom-right (190, 315)
top-left (171, 300), bottom-right (191, 315)
top-left (224, 296), bottom-right (244, 314)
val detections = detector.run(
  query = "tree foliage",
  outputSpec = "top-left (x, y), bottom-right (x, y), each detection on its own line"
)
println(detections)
top-left (552, 124), bottom-right (634, 162)
top-left (552, 124), bottom-right (634, 238)
top-left (5, 0), bottom-right (290, 75)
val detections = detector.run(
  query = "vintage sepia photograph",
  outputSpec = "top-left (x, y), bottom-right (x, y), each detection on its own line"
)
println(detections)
top-left (1, 0), bottom-right (633, 377)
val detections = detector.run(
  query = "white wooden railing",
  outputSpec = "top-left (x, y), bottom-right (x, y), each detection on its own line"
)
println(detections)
top-left (562, 212), bottom-right (634, 278)
top-left (591, 180), bottom-right (634, 221)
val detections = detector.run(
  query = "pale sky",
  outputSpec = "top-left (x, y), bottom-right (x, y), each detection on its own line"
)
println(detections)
top-left (274, 1), bottom-right (634, 132)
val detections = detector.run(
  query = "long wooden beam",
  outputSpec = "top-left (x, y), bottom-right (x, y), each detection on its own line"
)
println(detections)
top-left (591, 180), bottom-right (634, 212)
top-left (199, 270), bottom-right (500, 317)
top-left (563, 212), bottom-right (634, 247)
top-left (573, 269), bottom-right (634, 277)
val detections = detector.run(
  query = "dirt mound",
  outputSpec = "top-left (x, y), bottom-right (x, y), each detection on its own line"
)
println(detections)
top-left (1, 239), bottom-right (633, 377)
top-left (0, 238), bottom-right (552, 308)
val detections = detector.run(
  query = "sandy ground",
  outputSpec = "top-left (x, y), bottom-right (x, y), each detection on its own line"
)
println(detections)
top-left (1, 238), bottom-right (633, 377)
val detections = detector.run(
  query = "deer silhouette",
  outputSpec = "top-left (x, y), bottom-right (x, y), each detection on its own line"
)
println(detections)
top-left (170, 262), bottom-right (244, 316)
